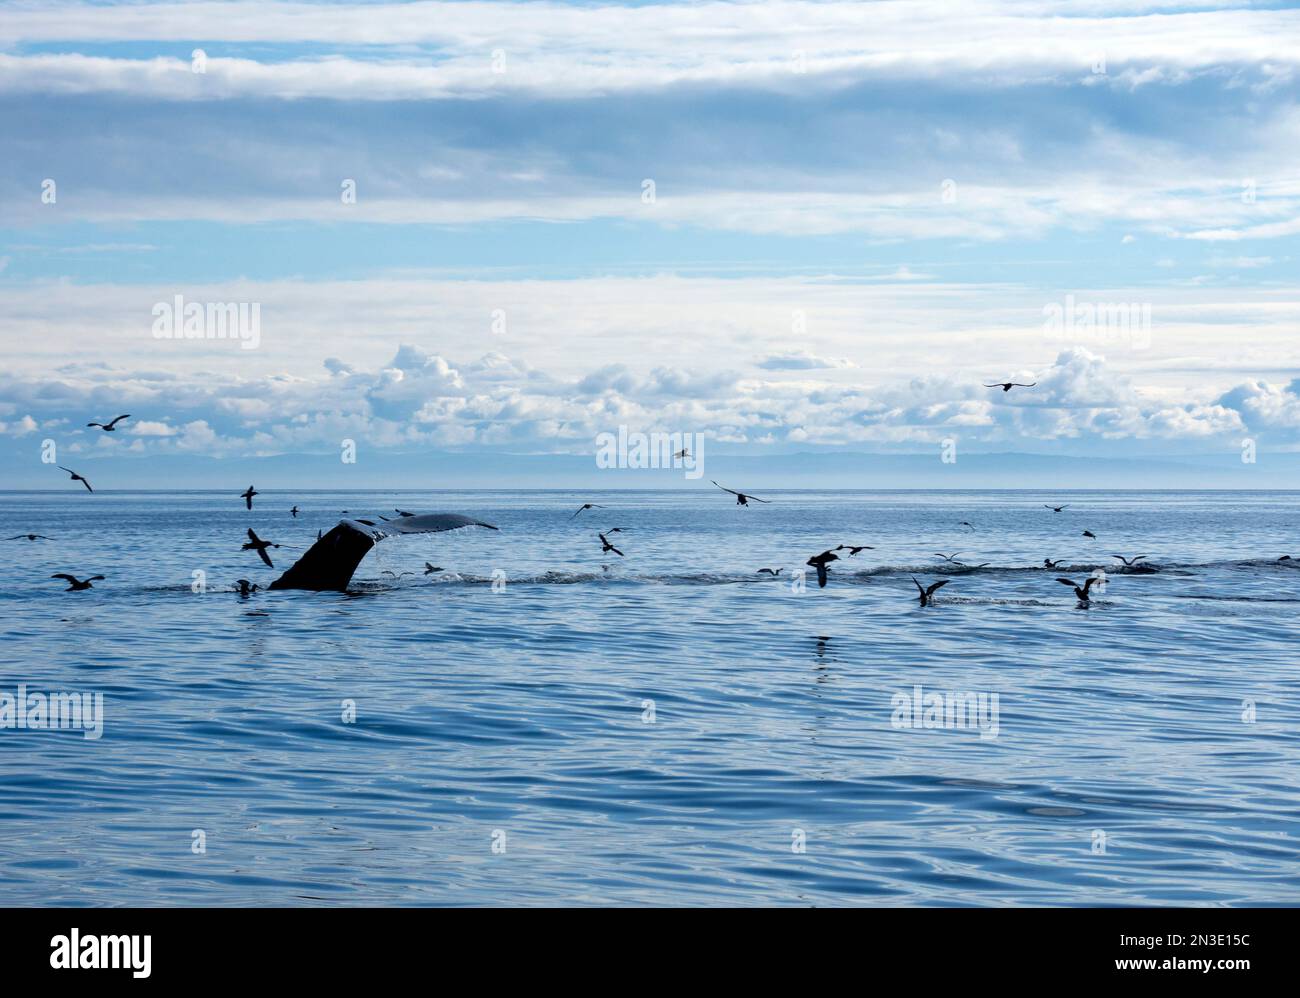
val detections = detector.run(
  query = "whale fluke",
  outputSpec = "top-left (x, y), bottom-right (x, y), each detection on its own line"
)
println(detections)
top-left (268, 513), bottom-right (498, 591)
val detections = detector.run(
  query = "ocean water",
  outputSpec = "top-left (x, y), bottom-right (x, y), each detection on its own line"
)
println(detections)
top-left (1, 489), bottom-right (1298, 907)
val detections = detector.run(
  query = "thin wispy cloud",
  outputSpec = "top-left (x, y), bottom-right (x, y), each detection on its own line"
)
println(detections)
top-left (3, 2), bottom-right (1297, 98)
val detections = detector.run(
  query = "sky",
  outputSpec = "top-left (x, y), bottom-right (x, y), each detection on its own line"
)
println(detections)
top-left (1, 0), bottom-right (1298, 485)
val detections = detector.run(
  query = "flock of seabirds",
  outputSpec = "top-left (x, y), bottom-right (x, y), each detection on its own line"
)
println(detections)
top-left (10, 394), bottom-right (1265, 604)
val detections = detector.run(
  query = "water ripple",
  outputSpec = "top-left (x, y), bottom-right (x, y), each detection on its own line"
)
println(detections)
top-left (0, 489), bottom-right (1298, 905)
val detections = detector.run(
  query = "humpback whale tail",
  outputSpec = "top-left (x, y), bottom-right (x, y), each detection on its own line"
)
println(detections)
top-left (268, 513), bottom-right (499, 591)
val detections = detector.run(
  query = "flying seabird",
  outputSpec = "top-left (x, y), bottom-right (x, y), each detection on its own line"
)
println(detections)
top-left (912, 576), bottom-right (950, 606)
top-left (933, 552), bottom-right (962, 563)
top-left (290, 506), bottom-right (299, 518)
top-left (269, 514), bottom-right (498, 591)
top-left (836, 544), bottom-right (874, 555)
top-left (674, 449), bottom-right (690, 459)
top-left (381, 570), bottom-right (414, 580)
top-left (235, 579), bottom-right (260, 596)
top-left (51, 573), bottom-right (104, 591)
top-left (757, 568), bottom-right (782, 575)
top-left (1045, 504), bottom-right (1069, 513)
top-left (1043, 558), bottom-right (1063, 568)
top-left (1082, 530), bottom-right (1097, 539)
top-left (712, 481), bottom-right (771, 506)
top-left (87, 414), bottom-right (130, 432)
top-left (1057, 576), bottom-right (1100, 603)
top-left (599, 532), bottom-right (625, 557)
top-left (242, 528), bottom-right (280, 568)
top-left (570, 503), bottom-right (607, 519)
top-left (7, 534), bottom-right (51, 541)
top-left (806, 550), bottom-right (838, 588)
top-left (1112, 554), bottom-right (1147, 567)
top-left (985, 381), bottom-right (1036, 392)
top-left (57, 466), bottom-right (93, 493)
top-left (424, 562), bottom-right (443, 574)
top-left (240, 486), bottom-right (258, 510)
top-left (959, 521), bottom-right (976, 530)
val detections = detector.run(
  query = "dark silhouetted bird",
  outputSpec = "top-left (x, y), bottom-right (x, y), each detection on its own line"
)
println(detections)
top-left (757, 568), bottom-right (782, 575)
top-left (912, 577), bottom-right (950, 606)
top-left (1112, 554), bottom-right (1147, 566)
top-left (7, 533), bottom-right (51, 541)
top-left (235, 579), bottom-right (259, 596)
top-left (51, 573), bottom-right (103, 591)
top-left (836, 544), bottom-right (874, 555)
top-left (1082, 530), bottom-right (1096, 539)
top-left (242, 528), bottom-right (279, 567)
top-left (87, 414), bottom-right (130, 431)
top-left (1045, 504), bottom-right (1068, 513)
top-left (570, 503), bottom-right (606, 519)
top-left (240, 486), bottom-right (258, 510)
top-left (806, 550), bottom-right (838, 588)
top-left (1057, 576), bottom-right (1100, 603)
top-left (58, 466), bottom-right (93, 493)
top-left (985, 381), bottom-right (1036, 392)
top-left (712, 481), bottom-right (770, 506)
top-left (599, 532), bottom-right (624, 557)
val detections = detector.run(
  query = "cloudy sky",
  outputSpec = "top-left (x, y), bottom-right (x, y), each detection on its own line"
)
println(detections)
top-left (1, 0), bottom-right (1298, 482)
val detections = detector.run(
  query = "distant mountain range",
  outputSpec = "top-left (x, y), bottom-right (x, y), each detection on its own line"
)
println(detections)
top-left (6, 448), bottom-right (1299, 489)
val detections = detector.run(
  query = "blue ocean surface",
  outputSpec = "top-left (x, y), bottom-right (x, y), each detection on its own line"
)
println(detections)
top-left (0, 489), bottom-right (1298, 906)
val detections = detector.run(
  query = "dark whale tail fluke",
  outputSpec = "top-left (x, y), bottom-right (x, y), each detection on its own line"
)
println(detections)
top-left (268, 513), bottom-right (499, 591)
